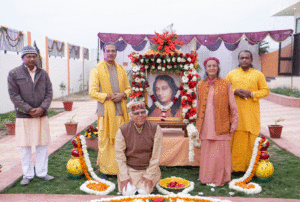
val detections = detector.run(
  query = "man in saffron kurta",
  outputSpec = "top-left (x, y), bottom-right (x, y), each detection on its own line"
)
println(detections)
top-left (115, 101), bottom-right (163, 195)
top-left (226, 50), bottom-right (269, 172)
top-left (89, 43), bottom-right (131, 178)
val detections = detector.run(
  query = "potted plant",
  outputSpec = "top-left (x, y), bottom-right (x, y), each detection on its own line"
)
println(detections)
top-left (268, 118), bottom-right (285, 138)
top-left (65, 114), bottom-right (78, 136)
top-left (4, 113), bottom-right (16, 135)
top-left (84, 125), bottom-right (99, 151)
top-left (60, 81), bottom-right (73, 111)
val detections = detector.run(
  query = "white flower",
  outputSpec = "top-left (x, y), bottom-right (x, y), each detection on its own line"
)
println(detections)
top-left (151, 65), bottom-right (155, 69)
top-left (167, 58), bottom-right (171, 63)
top-left (176, 199), bottom-right (184, 202)
top-left (182, 58), bottom-right (186, 63)
top-left (211, 188), bottom-right (215, 191)
top-left (180, 64), bottom-right (183, 68)
top-left (167, 65), bottom-right (172, 69)
top-left (182, 108), bottom-right (188, 113)
top-left (182, 76), bottom-right (188, 83)
top-left (182, 96), bottom-right (187, 100)
top-left (162, 67), bottom-right (166, 71)
top-left (157, 65), bottom-right (162, 70)
top-left (140, 72), bottom-right (144, 76)
top-left (192, 76), bottom-right (197, 81)
top-left (192, 101), bottom-right (197, 108)
top-left (140, 88), bottom-right (143, 91)
top-left (172, 57), bottom-right (176, 62)
top-left (132, 66), bottom-right (139, 72)
top-left (163, 60), bottom-right (166, 63)
top-left (145, 65), bottom-right (149, 69)
top-left (183, 119), bottom-right (189, 123)
top-left (177, 57), bottom-right (181, 62)
top-left (151, 58), bottom-right (154, 61)
top-left (184, 64), bottom-right (189, 70)
top-left (198, 192), bottom-right (203, 195)
top-left (187, 58), bottom-right (192, 62)
top-left (133, 199), bottom-right (144, 202)
top-left (135, 88), bottom-right (140, 91)
top-left (135, 71), bottom-right (140, 75)
top-left (190, 63), bottom-right (194, 69)
top-left (187, 89), bottom-right (193, 94)
top-left (157, 58), bottom-right (161, 63)
top-left (229, 192), bottom-right (235, 196)
top-left (183, 84), bottom-right (189, 90)
top-left (135, 78), bottom-right (140, 83)
top-left (117, 192), bottom-right (121, 195)
top-left (140, 59), bottom-right (144, 63)
top-left (140, 78), bottom-right (145, 82)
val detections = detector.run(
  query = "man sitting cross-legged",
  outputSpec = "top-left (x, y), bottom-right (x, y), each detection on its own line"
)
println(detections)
top-left (115, 101), bottom-right (163, 195)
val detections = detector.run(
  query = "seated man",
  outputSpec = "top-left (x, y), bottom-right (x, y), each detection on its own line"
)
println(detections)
top-left (115, 101), bottom-right (163, 195)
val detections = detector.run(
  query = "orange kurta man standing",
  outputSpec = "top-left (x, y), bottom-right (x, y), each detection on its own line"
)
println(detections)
top-left (226, 50), bottom-right (269, 172)
top-left (89, 43), bottom-right (131, 179)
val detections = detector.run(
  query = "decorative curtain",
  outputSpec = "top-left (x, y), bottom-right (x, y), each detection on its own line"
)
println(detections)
top-left (0, 26), bottom-right (24, 53)
top-left (98, 29), bottom-right (293, 52)
top-left (84, 48), bottom-right (89, 60)
top-left (69, 44), bottom-right (80, 59)
top-left (48, 38), bottom-right (64, 57)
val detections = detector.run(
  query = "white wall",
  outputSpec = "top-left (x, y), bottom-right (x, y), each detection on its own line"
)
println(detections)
top-left (0, 53), bottom-right (24, 113)
top-left (267, 76), bottom-right (300, 90)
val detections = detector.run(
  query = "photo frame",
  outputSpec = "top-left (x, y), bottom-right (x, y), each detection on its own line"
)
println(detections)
top-left (147, 73), bottom-right (182, 121)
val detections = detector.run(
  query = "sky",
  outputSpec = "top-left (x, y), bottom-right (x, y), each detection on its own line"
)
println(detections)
top-left (0, 0), bottom-right (295, 50)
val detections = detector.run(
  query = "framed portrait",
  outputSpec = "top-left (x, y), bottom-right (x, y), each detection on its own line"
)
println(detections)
top-left (147, 73), bottom-right (182, 121)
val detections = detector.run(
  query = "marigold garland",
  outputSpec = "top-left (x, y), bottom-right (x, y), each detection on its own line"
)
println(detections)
top-left (229, 137), bottom-right (264, 194)
top-left (76, 136), bottom-right (93, 181)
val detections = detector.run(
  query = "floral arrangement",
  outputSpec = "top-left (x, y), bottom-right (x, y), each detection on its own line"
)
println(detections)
top-left (75, 135), bottom-right (115, 195)
top-left (187, 124), bottom-right (201, 162)
top-left (156, 176), bottom-right (194, 195)
top-left (128, 32), bottom-right (200, 123)
top-left (229, 137), bottom-right (264, 194)
top-left (151, 31), bottom-right (184, 53)
top-left (90, 194), bottom-right (232, 202)
top-left (84, 125), bottom-right (98, 139)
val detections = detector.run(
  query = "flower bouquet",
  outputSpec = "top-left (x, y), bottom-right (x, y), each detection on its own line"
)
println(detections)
top-left (84, 125), bottom-right (98, 139)
top-left (84, 125), bottom-right (99, 151)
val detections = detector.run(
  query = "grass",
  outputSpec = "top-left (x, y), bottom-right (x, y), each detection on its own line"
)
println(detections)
top-left (270, 87), bottom-right (300, 98)
top-left (2, 132), bottom-right (300, 199)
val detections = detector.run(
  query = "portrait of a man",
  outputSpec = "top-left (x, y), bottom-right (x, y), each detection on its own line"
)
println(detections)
top-left (147, 74), bottom-right (182, 119)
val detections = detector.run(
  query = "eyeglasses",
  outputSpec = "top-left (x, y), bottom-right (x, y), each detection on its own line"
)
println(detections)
top-left (132, 111), bottom-right (146, 116)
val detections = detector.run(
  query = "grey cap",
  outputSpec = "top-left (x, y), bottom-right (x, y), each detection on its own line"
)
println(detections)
top-left (21, 45), bottom-right (37, 58)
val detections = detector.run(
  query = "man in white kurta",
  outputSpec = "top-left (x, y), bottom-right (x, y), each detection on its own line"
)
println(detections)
top-left (7, 46), bottom-right (53, 185)
top-left (115, 101), bottom-right (163, 195)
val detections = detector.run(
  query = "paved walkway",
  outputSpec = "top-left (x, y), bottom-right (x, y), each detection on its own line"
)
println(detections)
top-left (0, 99), bottom-right (299, 202)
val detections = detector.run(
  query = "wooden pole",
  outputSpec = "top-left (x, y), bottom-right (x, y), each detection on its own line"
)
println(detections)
top-left (67, 43), bottom-right (70, 95)
top-left (82, 47), bottom-right (85, 90)
top-left (27, 31), bottom-right (31, 46)
top-left (45, 36), bottom-right (49, 73)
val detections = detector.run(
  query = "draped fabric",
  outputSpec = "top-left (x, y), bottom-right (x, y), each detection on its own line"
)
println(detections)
top-left (206, 39), bottom-right (222, 51)
top-left (98, 29), bottom-right (293, 51)
top-left (69, 44), bottom-right (80, 59)
top-left (84, 48), bottom-right (89, 60)
top-left (48, 38), bottom-right (64, 57)
top-left (132, 40), bottom-right (148, 51)
top-left (224, 40), bottom-right (240, 51)
top-left (0, 27), bottom-right (24, 52)
top-left (115, 40), bottom-right (127, 52)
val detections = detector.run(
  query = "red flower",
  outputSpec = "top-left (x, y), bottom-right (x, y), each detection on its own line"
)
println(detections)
top-left (150, 54), bottom-right (154, 58)
top-left (131, 81), bottom-right (135, 85)
top-left (168, 53), bottom-right (172, 57)
top-left (130, 92), bottom-right (136, 98)
top-left (154, 198), bottom-right (164, 202)
top-left (181, 90), bottom-right (187, 96)
top-left (162, 55), bottom-right (165, 59)
top-left (145, 55), bottom-right (149, 58)
top-left (163, 64), bottom-right (166, 67)
top-left (185, 53), bottom-right (190, 58)
top-left (156, 53), bottom-right (160, 58)
top-left (180, 53), bottom-right (183, 57)
top-left (139, 55), bottom-right (143, 59)
top-left (174, 52), bottom-right (178, 57)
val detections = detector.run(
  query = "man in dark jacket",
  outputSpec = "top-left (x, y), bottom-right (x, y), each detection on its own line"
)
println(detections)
top-left (7, 45), bottom-right (54, 185)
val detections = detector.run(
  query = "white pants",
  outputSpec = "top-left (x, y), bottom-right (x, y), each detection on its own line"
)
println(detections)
top-left (122, 182), bottom-right (147, 196)
top-left (21, 145), bottom-right (48, 179)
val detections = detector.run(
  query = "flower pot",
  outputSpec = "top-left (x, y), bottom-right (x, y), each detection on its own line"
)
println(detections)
top-left (65, 122), bottom-right (78, 136)
top-left (63, 101), bottom-right (73, 111)
top-left (86, 137), bottom-right (99, 152)
top-left (268, 125), bottom-right (283, 138)
top-left (5, 122), bottom-right (15, 135)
